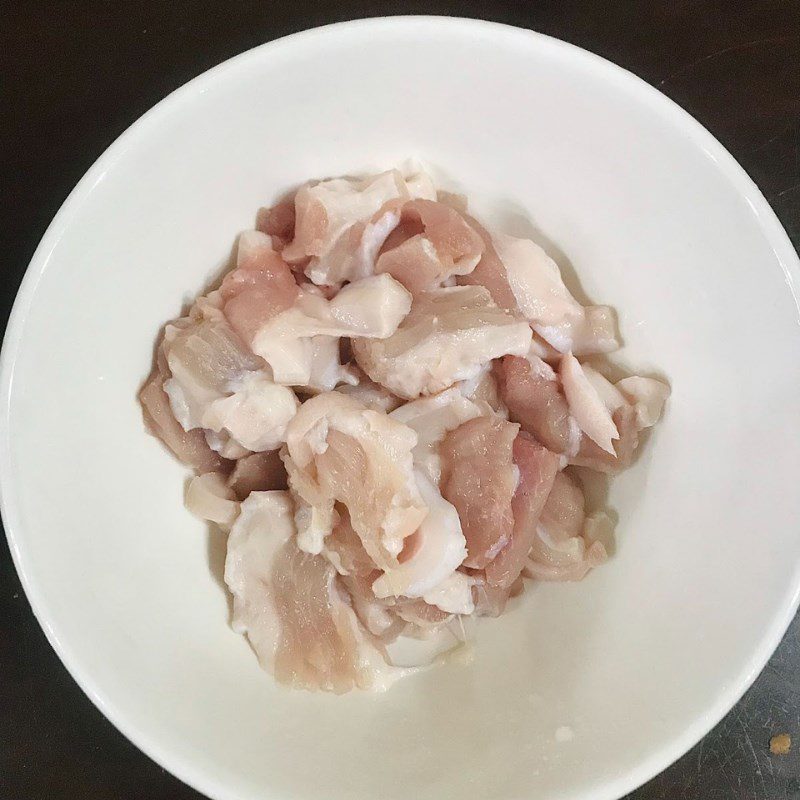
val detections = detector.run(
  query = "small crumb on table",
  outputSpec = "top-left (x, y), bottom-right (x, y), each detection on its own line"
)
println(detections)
top-left (555, 726), bottom-right (575, 743)
top-left (770, 733), bottom-right (791, 755)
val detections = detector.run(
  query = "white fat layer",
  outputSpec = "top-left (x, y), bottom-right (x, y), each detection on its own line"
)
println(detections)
top-left (616, 376), bottom-right (670, 429)
top-left (372, 471), bottom-right (467, 599)
top-left (252, 276), bottom-right (411, 386)
top-left (203, 372), bottom-right (298, 452)
top-left (422, 572), bottom-right (475, 615)
top-left (390, 387), bottom-right (483, 484)
top-left (560, 352), bottom-right (619, 454)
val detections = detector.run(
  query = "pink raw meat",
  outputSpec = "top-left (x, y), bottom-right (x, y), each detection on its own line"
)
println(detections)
top-left (375, 199), bottom-right (484, 293)
top-left (440, 416), bottom-right (520, 568)
top-left (227, 451), bottom-right (288, 500)
top-left (139, 350), bottom-right (228, 474)
top-left (526, 471), bottom-right (608, 581)
top-left (570, 404), bottom-right (639, 473)
top-left (221, 231), bottom-right (300, 345)
top-left (256, 198), bottom-right (297, 251)
top-left (497, 355), bottom-right (577, 455)
top-left (486, 433), bottom-right (560, 589)
top-left (457, 216), bottom-right (519, 312)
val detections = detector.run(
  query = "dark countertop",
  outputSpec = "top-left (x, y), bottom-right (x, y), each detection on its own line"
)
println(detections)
top-left (2, 3), bottom-right (798, 798)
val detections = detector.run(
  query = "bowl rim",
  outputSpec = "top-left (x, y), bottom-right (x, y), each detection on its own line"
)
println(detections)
top-left (3, 15), bottom-right (799, 800)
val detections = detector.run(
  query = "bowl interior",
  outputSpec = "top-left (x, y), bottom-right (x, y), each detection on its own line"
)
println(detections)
top-left (4, 18), bottom-right (800, 800)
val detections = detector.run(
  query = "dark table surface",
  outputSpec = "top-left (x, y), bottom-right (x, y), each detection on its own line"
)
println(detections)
top-left (2, 2), bottom-right (799, 798)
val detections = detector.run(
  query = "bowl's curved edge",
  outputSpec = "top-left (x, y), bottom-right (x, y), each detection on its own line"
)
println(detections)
top-left (1, 16), bottom-right (799, 800)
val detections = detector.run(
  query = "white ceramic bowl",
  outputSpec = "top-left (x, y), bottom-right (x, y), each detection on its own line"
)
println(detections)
top-left (4, 17), bottom-right (800, 800)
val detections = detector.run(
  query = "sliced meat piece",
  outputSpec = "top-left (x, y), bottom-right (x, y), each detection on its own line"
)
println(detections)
top-left (486, 433), bottom-right (560, 589)
top-left (251, 275), bottom-right (411, 387)
top-left (327, 274), bottom-right (413, 337)
top-left (283, 171), bottom-right (403, 264)
top-left (496, 354), bottom-right (579, 455)
top-left (535, 471), bottom-right (583, 539)
top-left (570, 404), bottom-right (640, 473)
top-left (202, 372), bottom-right (299, 452)
top-left (616, 376), bottom-right (670, 429)
top-left (225, 491), bottom-right (399, 692)
top-left (316, 428), bottom-right (424, 566)
top-left (559, 352), bottom-right (619, 454)
top-left (389, 387), bottom-right (483, 484)
top-left (440, 416), bottom-right (520, 568)
top-left (559, 367), bottom-right (667, 470)
top-left (375, 199), bottom-right (484, 293)
top-left (162, 307), bottom-right (299, 454)
top-left (161, 290), bottom-right (277, 437)
top-left (140, 371), bottom-right (222, 473)
top-left (227, 450), bottom-right (288, 500)
top-left (185, 472), bottom-right (239, 527)
top-left (372, 471), bottom-right (467, 600)
top-left (491, 232), bottom-right (585, 329)
top-left (457, 217), bottom-right (519, 312)
top-left (325, 510), bottom-right (404, 639)
top-left (534, 305), bottom-right (620, 356)
top-left (139, 354), bottom-right (229, 474)
top-left (525, 472), bottom-right (609, 581)
top-left (163, 315), bottom-right (264, 427)
top-left (283, 392), bottom-right (427, 570)
top-left (581, 364), bottom-right (627, 412)
top-left (272, 544), bottom-right (388, 692)
top-left (283, 171), bottom-right (415, 285)
top-left (256, 199), bottom-right (296, 251)
top-left (221, 230), bottom-right (300, 345)
top-left (459, 221), bottom-right (620, 355)
top-left (352, 285), bottom-right (531, 399)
